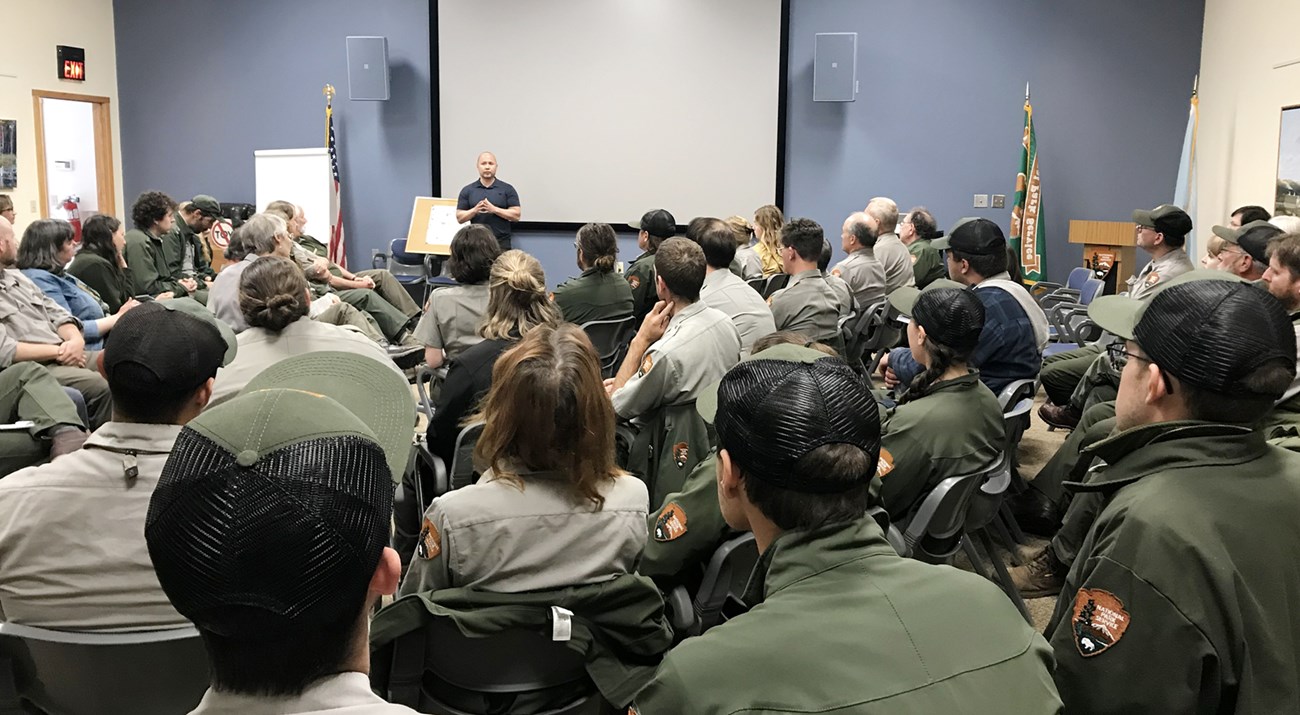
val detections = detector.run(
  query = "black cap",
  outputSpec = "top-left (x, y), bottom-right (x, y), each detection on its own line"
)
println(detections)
top-left (630, 209), bottom-right (676, 239)
top-left (101, 299), bottom-right (235, 396)
top-left (888, 281), bottom-right (986, 354)
top-left (1090, 278), bottom-right (1296, 396)
top-left (1132, 204), bottom-right (1193, 239)
top-left (1211, 220), bottom-right (1285, 263)
top-left (713, 358), bottom-right (881, 493)
top-left (930, 217), bottom-right (1006, 256)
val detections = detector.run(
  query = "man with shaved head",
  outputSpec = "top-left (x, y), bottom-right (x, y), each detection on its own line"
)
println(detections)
top-left (456, 151), bottom-right (521, 250)
top-left (832, 212), bottom-right (888, 311)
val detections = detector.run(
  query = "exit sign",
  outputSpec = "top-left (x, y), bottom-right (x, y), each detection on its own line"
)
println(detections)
top-left (57, 46), bottom-right (85, 81)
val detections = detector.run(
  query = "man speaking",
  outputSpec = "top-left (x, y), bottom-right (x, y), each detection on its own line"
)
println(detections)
top-left (456, 152), bottom-right (521, 250)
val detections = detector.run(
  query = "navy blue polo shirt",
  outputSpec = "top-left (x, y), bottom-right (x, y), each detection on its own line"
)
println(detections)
top-left (457, 179), bottom-right (520, 240)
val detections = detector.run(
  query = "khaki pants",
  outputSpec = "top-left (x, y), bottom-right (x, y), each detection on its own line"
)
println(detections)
top-left (44, 364), bottom-right (112, 429)
top-left (358, 269), bottom-right (421, 319)
top-left (315, 301), bottom-right (387, 344)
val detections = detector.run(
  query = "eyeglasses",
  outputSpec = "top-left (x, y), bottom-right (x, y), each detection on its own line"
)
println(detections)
top-left (1106, 342), bottom-right (1174, 393)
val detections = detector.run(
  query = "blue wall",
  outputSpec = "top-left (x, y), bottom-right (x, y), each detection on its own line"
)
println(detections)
top-left (113, 0), bottom-right (1203, 286)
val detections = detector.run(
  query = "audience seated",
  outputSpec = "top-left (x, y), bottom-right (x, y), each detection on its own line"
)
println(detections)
top-left (403, 323), bottom-right (648, 594)
top-left (898, 206), bottom-right (948, 288)
top-left (768, 218), bottom-right (843, 349)
top-left (726, 215), bottom-right (764, 280)
top-left (0, 363), bottom-right (87, 475)
top-left (208, 256), bottom-right (403, 406)
top-left (819, 239), bottom-right (854, 319)
top-left (0, 298), bottom-right (231, 629)
top-left (0, 215), bottom-right (113, 428)
top-left (882, 218), bottom-right (1046, 395)
top-left (552, 222), bottom-right (634, 324)
top-left (414, 224), bottom-right (500, 369)
top-left (18, 218), bottom-right (138, 350)
top-left (878, 281), bottom-right (1005, 520)
top-left (68, 213), bottom-right (140, 313)
top-left (1262, 233), bottom-right (1300, 445)
top-left (690, 218), bottom-right (776, 354)
top-left (863, 196), bottom-right (916, 293)
top-left (1229, 204), bottom-right (1271, 227)
top-left (639, 332), bottom-right (835, 587)
top-left (751, 204), bottom-right (784, 277)
top-left (1212, 219), bottom-right (1281, 281)
top-left (632, 346), bottom-right (1061, 714)
top-left (608, 238), bottom-right (740, 422)
top-left (1030, 274), bottom-right (1300, 713)
top-left (161, 195), bottom-right (220, 288)
top-left (124, 191), bottom-right (208, 303)
top-left (145, 354), bottom-right (418, 714)
top-left (428, 250), bottom-right (560, 464)
top-left (1200, 232), bottom-right (1228, 269)
top-left (0, 195), bottom-right (12, 224)
top-left (832, 211), bottom-right (887, 311)
top-left (626, 209), bottom-right (676, 326)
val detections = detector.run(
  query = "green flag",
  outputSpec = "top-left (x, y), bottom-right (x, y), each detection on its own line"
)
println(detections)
top-left (1011, 98), bottom-right (1046, 281)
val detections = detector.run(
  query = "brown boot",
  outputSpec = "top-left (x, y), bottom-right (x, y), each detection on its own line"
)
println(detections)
top-left (48, 426), bottom-right (88, 459)
top-left (1010, 544), bottom-right (1066, 598)
top-left (1038, 402), bottom-right (1081, 430)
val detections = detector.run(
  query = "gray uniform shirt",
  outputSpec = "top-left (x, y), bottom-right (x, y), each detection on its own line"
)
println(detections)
top-left (611, 302), bottom-right (741, 420)
top-left (0, 268), bottom-right (80, 368)
top-left (414, 283), bottom-right (489, 358)
top-left (209, 316), bottom-right (403, 407)
top-left (823, 272), bottom-right (854, 319)
top-left (0, 423), bottom-right (187, 631)
top-left (873, 233), bottom-right (917, 293)
top-left (208, 255), bottom-right (256, 332)
top-left (732, 245), bottom-right (764, 281)
top-left (400, 470), bottom-right (648, 594)
top-left (768, 269), bottom-right (842, 344)
top-left (700, 269), bottom-right (776, 355)
top-left (1126, 248), bottom-right (1195, 301)
top-left (831, 248), bottom-right (887, 312)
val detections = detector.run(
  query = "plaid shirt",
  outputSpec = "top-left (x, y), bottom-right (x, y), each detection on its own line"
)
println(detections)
top-left (890, 284), bottom-right (1040, 395)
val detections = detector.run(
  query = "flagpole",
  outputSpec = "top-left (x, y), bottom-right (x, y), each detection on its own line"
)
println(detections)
top-left (1025, 81), bottom-right (1030, 102)
top-left (323, 84), bottom-right (335, 144)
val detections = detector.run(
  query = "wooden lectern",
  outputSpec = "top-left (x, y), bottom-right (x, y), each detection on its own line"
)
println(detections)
top-left (1068, 220), bottom-right (1137, 289)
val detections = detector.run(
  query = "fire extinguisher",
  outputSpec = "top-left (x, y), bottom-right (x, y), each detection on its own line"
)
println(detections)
top-left (62, 196), bottom-right (82, 244)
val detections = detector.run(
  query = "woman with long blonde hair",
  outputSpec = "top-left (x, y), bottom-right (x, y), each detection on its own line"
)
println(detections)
top-left (752, 204), bottom-right (785, 276)
top-left (403, 322), bottom-right (648, 594)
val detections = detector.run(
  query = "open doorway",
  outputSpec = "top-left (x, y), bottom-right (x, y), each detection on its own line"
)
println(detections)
top-left (32, 90), bottom-right (115, 232)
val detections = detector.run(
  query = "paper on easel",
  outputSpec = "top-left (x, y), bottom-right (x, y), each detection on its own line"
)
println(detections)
top-left (426, 204), bottom-right (459, 247)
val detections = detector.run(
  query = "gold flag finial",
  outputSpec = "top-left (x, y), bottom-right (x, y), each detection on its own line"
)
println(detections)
top-left (323, 83), bottom-right (336, 104)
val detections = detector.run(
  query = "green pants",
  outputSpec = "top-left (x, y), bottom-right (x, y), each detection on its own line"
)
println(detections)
top-left (337, 288), bottom-right (411, 341)
top-left (358, 269), bottom-right (421, 319)
top-left (1040, 403), bottom-right (1118, 567)
top-left (1029, 401), bottom-right (1117, 504)
top-left (316, 302), bottom-right (387, 344)
top-left (0, 363), bottom-right (86, 476)
top-left (1040, 344), bottom-right (1100, 405)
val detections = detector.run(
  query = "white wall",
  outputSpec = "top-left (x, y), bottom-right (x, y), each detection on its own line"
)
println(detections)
top-left (1196, 0), bottom-right (1300, 237)
top-left (0, 0), bottom-right (123, 238)
top-left (41, 98), bottom-right (100, 216)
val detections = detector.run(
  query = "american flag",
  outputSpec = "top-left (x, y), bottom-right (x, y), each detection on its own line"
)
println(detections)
top-left (326, 101), bottom-right (348, 268)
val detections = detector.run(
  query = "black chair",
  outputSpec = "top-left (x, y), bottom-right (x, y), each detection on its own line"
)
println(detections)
top-left (447, 421), bottom-right (486, 492)
top-left (379, 617), bottom-right (610, 715)
top-left (0, 622), bottom-right (208, 715)
top-left (579, 316), bottom-right (636, 378)
top-left (759, 273), bottom-right (790, 299)
top-left (841, 298), bottom-right (894, 373)
top-left (962, 456), bottom-right (1031, 621)
top-left (745, 277), bottom-right (766, 295)
top-left (665, 534), bottom-right (758, 638)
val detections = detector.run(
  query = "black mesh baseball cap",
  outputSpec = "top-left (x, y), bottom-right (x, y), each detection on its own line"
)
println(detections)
top-left (929, 217), bottom-right (1006, 255)
top-left (1089, 275), bottom-right (1296, 396)
top-left (888, 280), bottom-right (986, 354)
top-left (712, 357), bottom-right (881, 493)
top-left (1133, 204), bottom-right (1193, 238)
top-left (1211, 220), bottom-right (1285, 263)
top-left (146, 387), bottom-right (394, 640)
top-left (100, 298), bottom-right (236, 397)
top-left (629, 209), bottom-right (677, 239)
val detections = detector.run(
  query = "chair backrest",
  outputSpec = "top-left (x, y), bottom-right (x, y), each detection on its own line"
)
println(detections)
top-left (691, 534), bottom-right (759, 635)
top-left (580, 316), bottom-right (636, 367)
top-left (746, 277), bottom-right (766, 295)
top-left (1065, 266), bottom-right (1091, 291)
top-left (965, 452), bottom-right (1013, 531)
top-left (0, 623), bottom-right (208, 715)
top-left (900, 461), bottom-right (999, 563)
top-left (414, 365), bottom-right (439, 423)
top-left (412, 618), bottom-right (602, 714)
top-left (760, 273), bottom-right (790, 298)
top-left (449, 421), bottom-right (486, 491)
top-left (995, 378), bottom-right (1037, 413)
top-left (1079, 277), bottom-right (1106, 305)
top-left (386, 238), bottom-right (427, 280)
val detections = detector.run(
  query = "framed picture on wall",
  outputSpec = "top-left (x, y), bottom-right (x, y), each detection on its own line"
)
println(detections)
top-left (1278, 105), bottom-right (1300, 217)
top-left (0, 120), bottom-right (15, 190)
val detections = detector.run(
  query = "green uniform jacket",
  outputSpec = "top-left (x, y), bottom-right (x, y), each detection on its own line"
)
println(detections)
top-left (554, 268), bottom-right (635, 325)
top-left (123, 228), bottom-right (190, 297)
top-left (635, 515), bottom-right (1062, 714)
top-left (879, 371), bottom-right (1005, 520)
top-left (626, 402), bottom-right (713, 509)
top-left (161, 211), bottom-right (215, 280)
top-left (639, 451), bottom-right (737, 586)
top-left (625, 252), bottom-right (657, 326)
top-left (907, 238), bottom-right (947, 289)
top-left (1046, 421), bottom-right (1300, 714)
top-left (67, 252), bottom-right (134, 314)
top-left (370, 574), bottom-right (672, 708)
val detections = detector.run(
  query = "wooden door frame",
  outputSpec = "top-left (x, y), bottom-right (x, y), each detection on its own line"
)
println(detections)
top-left (31, 90), bottom-right (115, 219)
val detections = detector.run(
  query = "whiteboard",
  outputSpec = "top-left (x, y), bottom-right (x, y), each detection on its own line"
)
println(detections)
top-left (438, 0), bottom-right (782, 225)
top-left (254, 148), bottom-right (333, 243)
